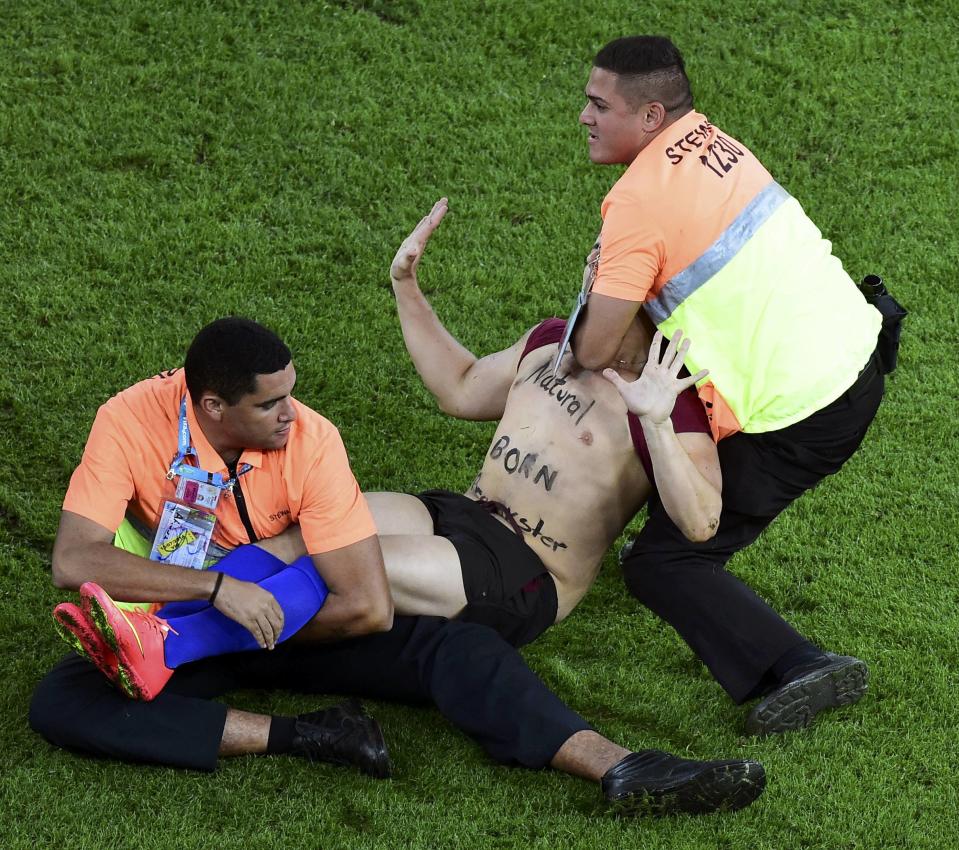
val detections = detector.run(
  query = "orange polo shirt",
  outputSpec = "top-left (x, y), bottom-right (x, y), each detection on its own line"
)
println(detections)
top-left (592, 111), bottom-right (773, 303)
top-left (62, 368), bottom-right (376, 554)
top-left (589, 110), bottom-right (880, 438)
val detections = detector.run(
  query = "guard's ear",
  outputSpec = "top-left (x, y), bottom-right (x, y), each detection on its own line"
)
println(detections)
top-left (199, 393), bottom-right (226, 422)
top-left (642, 101), bottom-right (668, 132)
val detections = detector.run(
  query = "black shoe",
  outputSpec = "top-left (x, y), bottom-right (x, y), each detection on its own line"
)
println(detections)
top-left (291, 698), bottom-right (392, 779)
top-left (601, 750), bottom-right (766, 816)
top-left (744, 652), bottom-right (868, 737)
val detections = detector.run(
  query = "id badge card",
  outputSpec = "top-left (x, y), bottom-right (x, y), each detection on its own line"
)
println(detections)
top-left (552, 240), bottom-right (600, 376)
top-left (175, 476), bottom-right (222, 510)
top-left (149, 500), bottom-right (217, 570)
top-left (552, 288), bottom-right (586, 376)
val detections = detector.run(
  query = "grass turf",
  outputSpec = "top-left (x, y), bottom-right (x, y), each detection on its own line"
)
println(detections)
top-left (2, 1), bottom-right (958, 847)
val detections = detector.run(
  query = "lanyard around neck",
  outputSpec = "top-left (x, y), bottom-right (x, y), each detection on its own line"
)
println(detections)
top-left (166, 397), bottom-right (251, 490)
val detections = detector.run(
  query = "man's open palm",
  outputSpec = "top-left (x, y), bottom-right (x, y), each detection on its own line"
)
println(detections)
top-left (603, 330), bottom-right (708, 424)
top-left (390, 197), bottom-right (449, 284)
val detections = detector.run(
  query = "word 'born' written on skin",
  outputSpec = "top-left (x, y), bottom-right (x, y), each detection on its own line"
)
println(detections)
top-left (489, 435), bottom-right (558, 491)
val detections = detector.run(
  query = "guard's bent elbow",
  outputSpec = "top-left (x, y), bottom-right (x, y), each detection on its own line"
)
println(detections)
top-left (573, 347), bottom-right (609, 371)
top-left (370, 599), bottom-right (395, 633)
top-left (50, 556), bottom-right (80, 590)
top-left (353, 596), bottom-right (394, 636)
top-left (571, 326), bottom-right (621, 371)
top-left (377, 608), bottom-right (395, 633)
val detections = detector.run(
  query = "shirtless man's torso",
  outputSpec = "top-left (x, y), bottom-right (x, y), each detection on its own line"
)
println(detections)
top-left (369, 198), bottom-right (719, 644)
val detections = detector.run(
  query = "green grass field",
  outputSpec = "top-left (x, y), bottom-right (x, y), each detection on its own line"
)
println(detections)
top-left (2, 1), bottom-right (958, 847)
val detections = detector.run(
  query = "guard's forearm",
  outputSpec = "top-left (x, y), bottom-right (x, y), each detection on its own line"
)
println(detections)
top-left (570, 311), bottom-right (617, 370)
top-left (640, 420), bottom-right (722, 542)
top-left (392, 277), bottom-right (477, 414)
top-left (52, 539), bottom-right (219, 602)
top-left (571, 299), bottom-right (635, 370)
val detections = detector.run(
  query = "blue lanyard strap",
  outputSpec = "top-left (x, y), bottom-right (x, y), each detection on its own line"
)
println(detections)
top-left (167, 398), bottom-right (251, 489)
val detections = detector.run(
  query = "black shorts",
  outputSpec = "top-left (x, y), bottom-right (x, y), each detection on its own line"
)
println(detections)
top-left (415, 490), bottom-right (559, 648)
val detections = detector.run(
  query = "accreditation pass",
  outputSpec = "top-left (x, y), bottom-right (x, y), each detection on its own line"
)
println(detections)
top-left (149, 500), bottom-right (217, 570)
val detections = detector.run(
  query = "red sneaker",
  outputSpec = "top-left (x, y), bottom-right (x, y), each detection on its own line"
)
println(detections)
top-left (52, 602), bottom-right (120, 686)
top-left (80, 582), bottom-right (177, 701)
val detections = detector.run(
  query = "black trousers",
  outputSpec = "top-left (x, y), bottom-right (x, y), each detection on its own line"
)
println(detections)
top-left (29, 615), bottom-right (590, 771)
top-left (622, 354), bottom-right (885, 703)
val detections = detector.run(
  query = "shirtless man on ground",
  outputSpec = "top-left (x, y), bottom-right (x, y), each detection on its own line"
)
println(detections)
top-left (370, 198), bottom-right (720, 647)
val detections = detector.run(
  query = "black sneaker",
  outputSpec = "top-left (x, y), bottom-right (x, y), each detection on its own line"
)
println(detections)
top-left (744, 653), bottom-right (868, 737)
top-left (602, 750), bottom-right (766, 816)
top-left (291, 699), bottom-right (392, 779)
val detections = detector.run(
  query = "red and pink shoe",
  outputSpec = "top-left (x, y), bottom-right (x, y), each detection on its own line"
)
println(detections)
top-left (52, 602), bottom-right (120, 686)
top-left (79, 582), bottom-right (177, 701)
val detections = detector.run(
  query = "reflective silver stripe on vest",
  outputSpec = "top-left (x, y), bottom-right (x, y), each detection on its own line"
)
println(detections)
top-left (646, 181), bottom-right (790, 325)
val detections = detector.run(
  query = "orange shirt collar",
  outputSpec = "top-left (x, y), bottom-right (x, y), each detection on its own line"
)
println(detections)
top-left (630, 110), bottom-right (706, 172)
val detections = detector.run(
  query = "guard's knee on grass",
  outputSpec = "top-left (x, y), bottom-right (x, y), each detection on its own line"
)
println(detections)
top-left (28, 675), bottom-right (64, 743)
top-left (29, 655), bottom-right (116, 749)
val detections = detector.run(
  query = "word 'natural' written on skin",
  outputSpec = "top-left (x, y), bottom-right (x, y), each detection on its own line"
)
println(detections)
top-left (523, 362), bottom-right (595, 425)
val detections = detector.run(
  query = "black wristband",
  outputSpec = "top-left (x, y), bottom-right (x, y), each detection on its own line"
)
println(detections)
top-left (208, 571), bottom-right (225, 604)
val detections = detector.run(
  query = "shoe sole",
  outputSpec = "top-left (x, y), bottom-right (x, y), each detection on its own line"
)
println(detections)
top-left (83, 589), bottom-right (150, 701)
top-left (608, 760), bottom-right (766, 816)
top-left (52, 606), bottom-right (120, 685)
top-left (744, 658), bottom-right (868, 737)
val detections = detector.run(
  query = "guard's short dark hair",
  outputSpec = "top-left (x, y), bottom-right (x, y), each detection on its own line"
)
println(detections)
top-left (594, 36), bottom-right (693, 113)
top-left (185, 317), bottom-right (292, 405)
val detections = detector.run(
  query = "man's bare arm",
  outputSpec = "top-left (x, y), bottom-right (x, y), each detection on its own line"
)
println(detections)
top-left (53, 510), bottom-right (224, 600)
top-left (291, 535), bottom-right (394, 641)
top-left (53, 510), bottom-right (287, 650)
top-left (643, 429), bottom-right (721, 542)
top-left (571, 292), bottom-right (641, 370)
top-left (603, 330), bottom-right (722, 542)
top-left (390, 198), bottom-right (530, 421)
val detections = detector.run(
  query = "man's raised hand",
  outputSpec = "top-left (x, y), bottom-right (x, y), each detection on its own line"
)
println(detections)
top-left (602, 330), bottom-right (708, 424)
top-left (390, 197), bottom-right (449, 286)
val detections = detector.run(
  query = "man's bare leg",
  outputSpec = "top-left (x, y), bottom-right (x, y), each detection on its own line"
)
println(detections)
top-left (217, 705), bottom-right (390, 777)
top-left (255, 493), bottom-right (462, 616)
top-left (257, 494), bottom-right (436, 561)
top-left (551, 730), bottom-right (629, 780)
top-left (379, 534), bottom-right (467, 617)
top-left (219, 708), bottom-right (270, 756)
top-left (254, 525), bottom-right (307, 564)
top-left (366, 492), bottom-right (436, 535)
top-left (365, 492), bottom-right (467, 617)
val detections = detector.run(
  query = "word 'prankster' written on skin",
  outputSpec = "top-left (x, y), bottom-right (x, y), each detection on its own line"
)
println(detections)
top-left (471, 479), bottom-right (568, 552)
